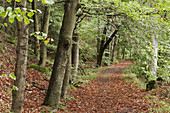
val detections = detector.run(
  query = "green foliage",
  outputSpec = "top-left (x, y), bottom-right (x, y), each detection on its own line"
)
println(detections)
top-left (9, 73), bottom-right (16, 80)
top-left (30, 32), bottom-right (51, 44)
top-left (0, 2), bottom-right (37, 27)
top-left (42, 0), bottom-right (54, 5)
top-left (12, 85), bottom-right (18, 91)
top-left (6, 38), bottom-right (16, 45)
top-left (27, 64), bottom-right (52, 76)
top-left (71, 66), bottom-right (105, 87)
top-left (145, 95), bottom-right (170, 113)
top-left (123, 74), bottom-right (146, 89)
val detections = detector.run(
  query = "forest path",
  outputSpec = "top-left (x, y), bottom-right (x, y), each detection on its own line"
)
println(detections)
top-left (62, 61), bottom-right (152, 113)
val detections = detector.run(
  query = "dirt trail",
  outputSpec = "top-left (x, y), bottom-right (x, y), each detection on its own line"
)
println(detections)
top-left (62, 61), bottom-right (152, 113)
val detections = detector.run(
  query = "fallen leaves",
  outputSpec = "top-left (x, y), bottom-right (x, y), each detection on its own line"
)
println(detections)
top-left (0, 35), bottom-right (169, 112)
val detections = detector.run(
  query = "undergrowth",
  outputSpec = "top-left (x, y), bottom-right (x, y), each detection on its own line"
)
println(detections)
top-left (27, 64), bottom-right (52, 78)
top-left (70, 66), bottom-right (105, 89)
top-left (123, 70), bottom-right (170, 113)
top-left (123, 74), bottom-right (146, 89)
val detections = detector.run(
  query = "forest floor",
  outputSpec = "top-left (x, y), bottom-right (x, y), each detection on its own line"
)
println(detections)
top-left (0, 34), bottom-right (169, 113)
top-left (58, 61), bottom-right (160, 113)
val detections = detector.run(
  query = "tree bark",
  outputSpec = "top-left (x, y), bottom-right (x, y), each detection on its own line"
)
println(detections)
top-left (11, 1), bottom-right (28, 113)
top-left (72, 33), bottom-right (79, 76)
top-left (150, 36), bottom-right (158, 80)
top-left (32, 0), bottom-right (39, 56)
top-left (61, 45), bottom-right (71, 98)
top-left (122, 47), bottom-right (125, 59)
top-left (39, 6), bottom-right (50, 67)
top-left (43, 0), bottom-right (80, 108)
top-left (97, 13), bottom-right (101, 60)
top-left (97, 29), bottom-right (118, 67)
top-left (112, 35), bottom-right (118, 61)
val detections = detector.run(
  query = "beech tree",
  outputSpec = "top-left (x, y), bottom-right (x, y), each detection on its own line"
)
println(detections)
top-left (97, 26), bottom-right (119, 67)
top-left (32, 0), bottom-right (39, 56)
top-left (43, 0), bottom-right (80, 108)
top-left (38, 5), bottom-right (50, 66)
top-left (11, 0), bottom-right (28, 113)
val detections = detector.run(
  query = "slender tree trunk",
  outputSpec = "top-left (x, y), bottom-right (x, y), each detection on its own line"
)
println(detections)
top-left (39, 6), bottom-right (50, 66)
top-left (117, 39), bottom-right (120, 59)
top-left (43, 0), bottom-right (80, 108)
top-left (97, 39), bottom-right (101, 59)
top-left (97, 29), bottom-right (119, 67)
top-left (122, 47), bottom-right (125, 59)
top-left (129, 46), bottom-right (132, 59)
top-left (61, 44), bottom-right (71, 98)
top-left (32, 0), bottom-right (39, 56)
top-left (72, 33), bottom-right (79, 76)
top-left (112, 35), bottom-right (118, 61)
top-left (97, 39), bottom-right (104, 67)
top-left (146, 35), bottom-right (158, 91)
top-left (96, 22), bottom-right (108, 67)
top-left (97, 13), bottom-right (101, 59)
top-left (108, 43), bottom-right (111, 61)
top-left (11, 1), bottom-right (28, 113)
top-left (150, 36), bottom-right (158, 80)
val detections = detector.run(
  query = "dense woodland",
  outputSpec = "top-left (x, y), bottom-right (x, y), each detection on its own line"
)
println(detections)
top-left (0, 0), bottom-right (169, 112)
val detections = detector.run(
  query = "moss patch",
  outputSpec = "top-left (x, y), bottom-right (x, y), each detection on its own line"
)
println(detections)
top-left (27, 64), bottom-right (52, 76)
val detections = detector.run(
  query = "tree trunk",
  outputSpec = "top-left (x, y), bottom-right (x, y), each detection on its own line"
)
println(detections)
top-left (11, 1), bottom-right (28, 113)
top-left (97, 14), bottom-right (101, 59)
top-left (122, 47), bottom-right (125, 59)
top-left (150, 36), bottom-right (158, 80)
top-left (43, 0), bottom-right (80, 108)
top-left (97, 29), bottom-right (119, 67)
top-left (72, 33), bottom-right (79, 76)
top-left (61, 45), bottom-right (71, 98)
top-left (39, 6), bottom-right (50, 66)
top-left (146, 35), bottom-right (158, 91)
top-left (117, 39), bottom-right (120, 59)
top-left (112, 35), bottom-right (118, 61)
top-left (96, 22), bottom-right (108, 67)
top-left (32, 0), bottom-right (39, 56)
top-left (97, 41), bottom-right (105, 67)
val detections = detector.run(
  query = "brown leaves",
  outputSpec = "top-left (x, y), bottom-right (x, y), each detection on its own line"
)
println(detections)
top-left (0, 36), bottom-right (167, 113)
top-left (59, 61), bottom-right (151, 112)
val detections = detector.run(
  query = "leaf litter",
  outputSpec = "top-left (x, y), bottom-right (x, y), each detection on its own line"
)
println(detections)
top-left (0, 35), bottom-right (169, 113)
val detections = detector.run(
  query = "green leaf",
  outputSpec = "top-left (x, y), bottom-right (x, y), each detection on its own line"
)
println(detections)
top-left (0, 6), bottom-right (5, 12)
top-left (6, 7), bottom-right (12, 11)
top-left (14, 8), bottom-right (21, 14)
top-left (12, 85), bottom-right (19, 91)
top-left (29, 19), bottom-right (34, 22)
top-left (2, 74), bottom-right (6, 77)
top-left (37, 9), bottom-right (42, 13)
top-left (0, 12), bottom-right (7, 17)
top-left (27, 12), bottom-right (34, 17)
top-left (9, 73), bottom-right (16, 80)
top-left (21, 11), bottom-right (26, 16)
top-left (42, 33), bottom-right (47, 37)
top-left (4, 23), bottom-right (8, 27)
top-left (15, 0), bottom-right (22, 2)
top-left (16, 15), bottom-right (23, 21)
top-left (29, 9), bottom-right (34, 12)
top-left (30, 32), bottom-right (35, 36)
top-left (23, 8), bottom-right (27, 11)
top-left (42, 0), bottom-right (46, 4)
top-left (24, 16), bottom-right (30, 24)
top-left (37, 35), bottom-right (44, 40)
top-left (9, 17), bottom-right (15, 23)
top-left (43, 39), bottom-right (49, 44)
top-left (35, 31), bottom-right (40, 34)
top-left (29, 0), bottom-right (33, 2)
top-left (42, 0), bottom-right (54, 5)
top-left (7, 0), bottom-right (12, 3)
